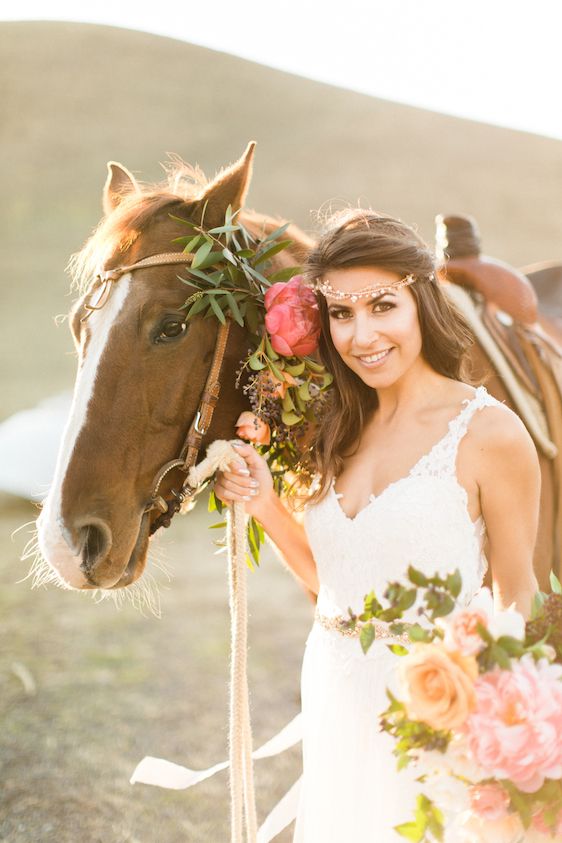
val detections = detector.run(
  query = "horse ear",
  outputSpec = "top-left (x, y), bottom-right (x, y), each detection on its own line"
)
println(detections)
top-left (103, 162), bottom-right (140, 215)
top-left (199, 141), bottom-right (256, 224)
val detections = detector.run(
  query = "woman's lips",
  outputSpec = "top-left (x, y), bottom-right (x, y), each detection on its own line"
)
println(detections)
top-left (355, 347), bottom-right (394, 368)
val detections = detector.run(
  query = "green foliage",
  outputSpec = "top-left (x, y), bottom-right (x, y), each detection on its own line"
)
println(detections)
top-left (395, 794), bottom-right (445, 842)
top-left (177, 209), bottom-right (331, 569)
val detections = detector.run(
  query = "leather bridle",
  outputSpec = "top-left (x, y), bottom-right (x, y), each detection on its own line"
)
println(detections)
top-left (83, 251), bottom-right (232, 536)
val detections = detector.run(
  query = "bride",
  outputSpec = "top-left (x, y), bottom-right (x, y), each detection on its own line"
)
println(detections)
top-left (214, 210), bottom-right (540, 841)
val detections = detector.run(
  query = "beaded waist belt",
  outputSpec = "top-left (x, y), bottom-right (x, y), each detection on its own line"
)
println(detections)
top-left (314, 608), bottom-right (412, 646)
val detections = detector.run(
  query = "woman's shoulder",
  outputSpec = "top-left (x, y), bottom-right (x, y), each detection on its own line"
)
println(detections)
top-left (464, 385), bottom-right (539, 472)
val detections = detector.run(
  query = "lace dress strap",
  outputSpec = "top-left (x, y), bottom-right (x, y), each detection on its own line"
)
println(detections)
top-left (410, 385), bottom-right (502, 480)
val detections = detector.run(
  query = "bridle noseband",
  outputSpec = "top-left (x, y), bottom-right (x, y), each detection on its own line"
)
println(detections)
top-left (83, 251), bottom-right (232, 536)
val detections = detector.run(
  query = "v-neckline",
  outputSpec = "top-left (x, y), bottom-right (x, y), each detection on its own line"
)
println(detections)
top-left (331, 386), bottom-right (484, 521)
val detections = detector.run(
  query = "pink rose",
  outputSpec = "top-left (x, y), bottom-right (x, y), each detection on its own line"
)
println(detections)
top-left (531, 805), bottom-right (562, 836)
top-left (264, 275), bottom-right (320, 357)
top-left (461, 811), bottom-right (524, 843)
top-left (466, 655), bottom-right (562, 792)
top-left (469, 782), bottom-right (511, 821)
top-left (235, 411), bottom-right (271, 446)
top-left (442, 609), bottom-right (488, 656)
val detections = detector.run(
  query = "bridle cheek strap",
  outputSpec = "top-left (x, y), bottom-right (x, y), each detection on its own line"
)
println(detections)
top-left (146, 319), bottom-right (232, 534)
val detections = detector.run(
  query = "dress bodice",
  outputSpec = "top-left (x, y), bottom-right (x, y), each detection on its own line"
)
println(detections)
top-left (304, 385), bottom-right (503, 622)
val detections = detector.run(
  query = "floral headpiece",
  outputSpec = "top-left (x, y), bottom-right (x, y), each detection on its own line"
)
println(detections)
top-left (310, 271), bottom-right (435, 303)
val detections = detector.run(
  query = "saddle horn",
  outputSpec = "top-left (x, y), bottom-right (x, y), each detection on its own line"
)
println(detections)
top-left (436, 213), bottom-right (538, 325)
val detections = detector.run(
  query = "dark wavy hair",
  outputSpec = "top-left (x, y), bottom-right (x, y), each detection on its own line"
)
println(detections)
top-left (303, 209), bottom-right (474, 503)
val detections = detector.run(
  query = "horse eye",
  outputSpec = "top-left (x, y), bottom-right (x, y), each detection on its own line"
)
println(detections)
top-left (155, 318), bottom-right (188, 343)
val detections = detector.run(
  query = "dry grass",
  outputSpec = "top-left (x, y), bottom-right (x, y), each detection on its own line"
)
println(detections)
top-left (1, 496), bottom-right (311, 842)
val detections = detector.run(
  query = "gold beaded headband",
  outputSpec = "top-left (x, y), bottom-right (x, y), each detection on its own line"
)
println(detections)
top-left (310, 272), bottom-right (435, 303)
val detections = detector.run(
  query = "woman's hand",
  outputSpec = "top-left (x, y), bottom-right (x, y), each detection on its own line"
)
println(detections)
top-left (214, 441), bottom-right (277, 521)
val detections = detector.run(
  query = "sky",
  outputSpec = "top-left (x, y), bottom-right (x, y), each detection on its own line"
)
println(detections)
top-left (3, 0), bottom-right (562, 140)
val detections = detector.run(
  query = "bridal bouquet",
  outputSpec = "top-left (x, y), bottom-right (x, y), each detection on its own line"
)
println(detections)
top-left (351, 569), bottom-right (562, 842)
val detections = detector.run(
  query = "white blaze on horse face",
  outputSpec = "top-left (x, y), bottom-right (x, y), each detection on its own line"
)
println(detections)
top-left (37, 275), bottom-right (132, 589)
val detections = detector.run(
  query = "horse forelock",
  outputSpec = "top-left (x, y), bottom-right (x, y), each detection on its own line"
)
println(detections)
top-left (69, 157), bottom-right (210, 296)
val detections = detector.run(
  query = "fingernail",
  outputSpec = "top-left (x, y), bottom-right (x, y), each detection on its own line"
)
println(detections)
top-left (250, 479), bottom-right (259, 487)
top-left (232, 440), bottom-right (245, 448)
top-left (251, 488), bottom-right (259, 496)
top-left (243, 495), bottom-right (251, 501)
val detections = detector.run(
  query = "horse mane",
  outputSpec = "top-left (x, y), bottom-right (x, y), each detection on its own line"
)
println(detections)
top-left (69, 156), bottom-right (210, 294)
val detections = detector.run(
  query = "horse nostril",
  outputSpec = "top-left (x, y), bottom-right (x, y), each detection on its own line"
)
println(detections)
top-left (77, 519), bottom-right (112, 575)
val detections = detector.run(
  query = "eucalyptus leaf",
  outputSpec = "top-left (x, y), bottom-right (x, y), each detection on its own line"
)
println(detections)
top-left (360, 623), bottom-right (375, 654)
top-left (285, 361), bottom-right (305, 376)
top-left (224, 291), bottom-right (244, 326)
top-left (207, 224), bottom-right (240, 235)
top-left (387, 643), bottom-right (409, 656)
top-left (305, 358), bottom-right (326, 373)
top-left (550, 570), bottom-right (562, 594)
top-left (254, 239), bottom-right (293, 266)
top-left (263, 333), bottom-right (280, 361)
top-left (184, 234), bottom-right (204, 252)
top-left (446, 569), bottom-right (462, 598)
top-left (248, 354), bottom-right (266, 371)
top-left (185, 296), bottom-right (210, 319)
top-left (196, 250), bottom-right (224, 270)
top-left (208, 295), bottom-right (226, 325)
top-left (268, 265), bottom-right (302, 283)
top-left (281, 410), bottom-right (302, 426)
top-left (268, 360), bottom-right (284, 381)
top-left (222, 247), bottom-right (237, 265)
top-left (191, 240), bottom-right (213, 269)
top-left (261, 222), bottom-right (291, 243)
top-left (297, 382), bottom-right (311, 401)
top-left (282, 392), bottom-right (296, 412)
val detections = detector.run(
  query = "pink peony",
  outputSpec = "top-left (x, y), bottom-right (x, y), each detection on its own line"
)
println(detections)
top-left (264, 275), bottom-right (320, 357)
top-left (469, 782), bottom-right (511, 821)
top-left (465, 655), bottom-right (562, 792)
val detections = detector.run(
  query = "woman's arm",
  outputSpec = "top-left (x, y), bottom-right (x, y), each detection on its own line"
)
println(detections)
top-left (474, 406), bottom-right (541, 619)
top-left (214, 441), bottom-right (319, 594)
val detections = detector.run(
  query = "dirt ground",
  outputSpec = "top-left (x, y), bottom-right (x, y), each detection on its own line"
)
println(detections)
top-left (0, 494), bottom-right (312, 842)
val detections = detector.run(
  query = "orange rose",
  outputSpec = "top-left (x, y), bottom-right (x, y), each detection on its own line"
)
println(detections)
top-left (235, 411), bottom-right (271, 445)
top-left (257, 369), bottom-right (297, 399)
top-left (400, 643), bottom-right (477, 731)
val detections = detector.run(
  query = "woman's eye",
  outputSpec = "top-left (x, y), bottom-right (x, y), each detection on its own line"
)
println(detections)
top-left (328, 301), bottom-right (395, 319)
top-left (155, 318), bottom-right (188, 343)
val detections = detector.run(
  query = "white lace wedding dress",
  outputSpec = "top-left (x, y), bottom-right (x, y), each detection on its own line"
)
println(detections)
top-left (293, 385), bottom-right (502, 842)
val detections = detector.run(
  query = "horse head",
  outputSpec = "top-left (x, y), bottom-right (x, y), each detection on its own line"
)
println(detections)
top-left (37, 143), bottom-right (300, 592)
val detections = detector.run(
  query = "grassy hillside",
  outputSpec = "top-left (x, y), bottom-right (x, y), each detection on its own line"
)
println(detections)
top-left (2, 20), bottom-right (562, 418)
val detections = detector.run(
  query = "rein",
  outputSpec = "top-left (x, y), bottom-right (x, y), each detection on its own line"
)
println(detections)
top-left (86, 255), bottom-right (259, 838)
top-left (83, 251), bottom-right (232, 535)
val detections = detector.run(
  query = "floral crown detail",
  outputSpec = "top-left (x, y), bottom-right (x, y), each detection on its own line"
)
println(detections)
top-left (310, 271), bottom-right (435, 303)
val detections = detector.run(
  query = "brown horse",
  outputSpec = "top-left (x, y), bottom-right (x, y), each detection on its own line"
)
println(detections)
top-left (36, 145), bottom-right (560, 597)
top-left (36, 143), bottom-right (311, 591)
